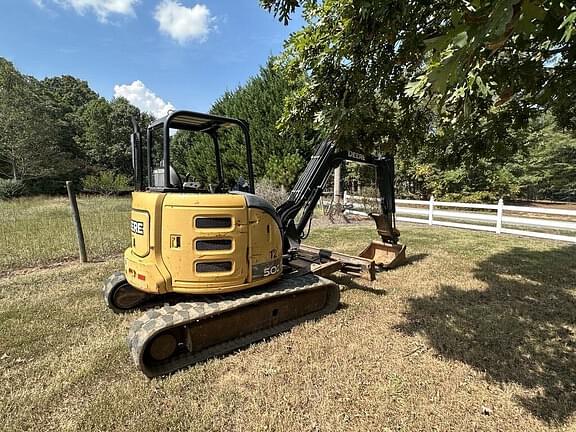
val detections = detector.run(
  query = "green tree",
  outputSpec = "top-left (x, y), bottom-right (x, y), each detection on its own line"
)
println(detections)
top-left (265, 153), bottom-right (306, 188)
top-left (171, 132), bottom-right (219, 185)
top-left (263, 1), bottom-right (575, 137)
top-left (172, 58), bottom-right (315, 188)
top-left (510, 115), bottom-right (576, 200)
top-left (109, 97), bottom-right (153, 175)
top-left (43, 75), bottom-right (98, 110)
top-left (77, 97), bottom-right (113, 170)
top-left (262, 0), bottom-right (447, 149)
top-left (42, 75), bottom-right (98, 161)
top-left (77, 96), bottom-right (152, 176)
top-left (262, 0), bottom-right (575, 202)
top-left (0, 58), bottom-right (62, 182)
top-left (407, 0), bottom-right (576, 127)
top-left (0, 57), bottom-right (153, 195)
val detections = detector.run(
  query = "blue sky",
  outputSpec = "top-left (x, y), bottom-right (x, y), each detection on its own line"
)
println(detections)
top-left (0, 0), bottom-right (303, 115)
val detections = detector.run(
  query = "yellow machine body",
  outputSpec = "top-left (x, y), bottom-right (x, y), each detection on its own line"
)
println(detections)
top-left (103, 111), bottom-right (405, 377)
top-left (124, 191), bottom-right (284, 295)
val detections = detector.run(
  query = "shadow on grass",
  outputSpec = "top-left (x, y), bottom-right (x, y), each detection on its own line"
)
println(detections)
top-left (402, 253), bottom-right (429, 266)
top-left (396, 245), bottom-right (576, 424)
top-left (331, 275), bottom-right (388, 296)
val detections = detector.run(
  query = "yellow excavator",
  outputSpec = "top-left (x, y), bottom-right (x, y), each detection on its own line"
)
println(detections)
top-left (104, 111), bottom-right (406, 377)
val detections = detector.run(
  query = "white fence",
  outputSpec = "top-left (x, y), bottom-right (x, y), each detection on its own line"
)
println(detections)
top-left (343, 193), bottom-right (576, 243)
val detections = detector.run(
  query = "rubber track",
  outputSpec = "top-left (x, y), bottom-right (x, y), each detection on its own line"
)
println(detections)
top-left (103, 271), bottom-right (150, 312)
top-left (102, 272), bottom-right (127, 311)
top-left (127, 273), bottom-right (340, 377)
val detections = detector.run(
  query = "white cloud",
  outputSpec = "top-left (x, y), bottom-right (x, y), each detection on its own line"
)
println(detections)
top-left (154, 1), bottom-right (213, 44)
top-left (34, 0), bottom-right (139, 22)
top-left (114, 80), bottom-right (175, 118)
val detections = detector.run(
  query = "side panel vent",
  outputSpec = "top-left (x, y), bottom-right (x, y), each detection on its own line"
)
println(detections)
top-left (196, 261), bottom-right (233, 273)
top-left (196, 239), bottom-right (232, 251)
top-left (195, 217), bottom-right (232, 229)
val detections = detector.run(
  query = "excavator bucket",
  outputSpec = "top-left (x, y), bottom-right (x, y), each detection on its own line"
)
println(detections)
top-left (298, 213), bottom-right (407, 281)
top-left (359, 212), bottom-right (407, 270)
top-left (358, 240), bottom-right (406, 270)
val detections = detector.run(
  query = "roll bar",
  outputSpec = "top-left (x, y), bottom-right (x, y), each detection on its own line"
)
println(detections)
top-left (131, 111), bottom-right (255, 194)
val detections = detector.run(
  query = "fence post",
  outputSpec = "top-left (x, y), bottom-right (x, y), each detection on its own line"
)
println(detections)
top-left (66, 181), bottom-right (87, 263)
top-left (428, 195), bottom-right (434, 226)
top-left (496, 198), bottom-right (504, 234)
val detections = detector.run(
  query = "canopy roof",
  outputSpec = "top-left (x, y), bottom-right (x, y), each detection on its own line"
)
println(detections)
top-left (149, 110), bottom-right (246, 133)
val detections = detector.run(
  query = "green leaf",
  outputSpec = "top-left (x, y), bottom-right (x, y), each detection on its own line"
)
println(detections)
top-left (516, 14), bottom-right (536, 35)
top-left (405, 75), bottom-right (428, 97)
top-left (476, 76), bottom-right (489, 96)
top-left (424, 35), bottom-right (450, 51)
top-left (452, 31), bottom-right (468, 48)
top-left (559, 12), bottom-right (576, 43)
top-left (489, 0), bottom-right (519, 37)
top-left (521, 0), bottom-right (546, 21)
top-left (450, 10), bottom-right (463, 25)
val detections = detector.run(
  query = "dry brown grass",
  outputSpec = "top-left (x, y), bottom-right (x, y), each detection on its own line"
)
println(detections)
top-left (1, 224), bottom-right (575, 431)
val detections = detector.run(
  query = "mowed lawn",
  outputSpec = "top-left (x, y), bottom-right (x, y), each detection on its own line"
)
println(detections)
top-left (1, 197), bottom-right (576, 431)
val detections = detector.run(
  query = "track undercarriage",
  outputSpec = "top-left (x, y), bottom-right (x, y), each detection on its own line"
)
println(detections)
top-left (104, 270), bottom-right (339, 378)
top-left (104, 235), bottom-right (406, 378)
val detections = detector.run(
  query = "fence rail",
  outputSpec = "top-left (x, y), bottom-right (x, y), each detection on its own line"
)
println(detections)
top-left (343, 193), bottom-right (576, 243)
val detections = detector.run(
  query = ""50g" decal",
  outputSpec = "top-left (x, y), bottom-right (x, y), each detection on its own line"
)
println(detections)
top-left (252, 258), bottom-right (282, 279)
top-left (263, 264), bottom-right (281, 277)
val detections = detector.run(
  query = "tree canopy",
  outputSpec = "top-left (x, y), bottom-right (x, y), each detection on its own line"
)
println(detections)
top-left (258, 0), bottom-right (576, 201)
top-left (2, 0), bottom-right (575, 203)
top-left (0, 57), bottom-right (151, 196)
top-left (0, 59), bottom-right (64, 182)
top-left (262, 0), bottom-right (576, 148)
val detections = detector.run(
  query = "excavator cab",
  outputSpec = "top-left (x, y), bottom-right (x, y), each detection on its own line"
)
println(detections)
top-left (112, 111), bottom-right (286, 309)
top-left (132, 111), bottom-right (255, 194)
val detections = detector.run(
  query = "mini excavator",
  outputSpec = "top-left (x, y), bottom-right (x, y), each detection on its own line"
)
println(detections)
top-left (104, 111), bottom-right (406, 377)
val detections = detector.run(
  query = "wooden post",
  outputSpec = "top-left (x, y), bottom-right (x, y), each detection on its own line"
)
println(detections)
top-left (66, 181), bottom-right (87, 263)
top-left (428, 195), bottom-right (434, 226)
top-left (333, 164), bottom-right (342, 206)
top-left (496, 198), bottom-right (504, 234)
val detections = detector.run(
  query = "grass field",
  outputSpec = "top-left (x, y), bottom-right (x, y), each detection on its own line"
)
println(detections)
top-left (0, 195), bottom-right (130, 273)
top-left (1, 197), bottom-right (575, 431)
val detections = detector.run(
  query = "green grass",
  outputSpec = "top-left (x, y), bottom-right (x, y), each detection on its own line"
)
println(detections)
top-left (0, 195), bottom-right (130, 273)
top-left (1, 210), bottom-right (575, 431)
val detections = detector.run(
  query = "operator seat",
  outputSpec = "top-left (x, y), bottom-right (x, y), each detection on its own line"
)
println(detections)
top-left (169, 166), bottom-right (182, 189)
top-left (151, 165), bottom-right (182, 189)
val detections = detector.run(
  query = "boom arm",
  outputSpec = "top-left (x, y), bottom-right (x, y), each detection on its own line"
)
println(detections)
top-left (276, 140), bottom-right (398, 254)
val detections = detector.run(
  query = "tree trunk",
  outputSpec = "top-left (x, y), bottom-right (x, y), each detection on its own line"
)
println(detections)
top-left (333, 164), bottom-right (342, 206)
